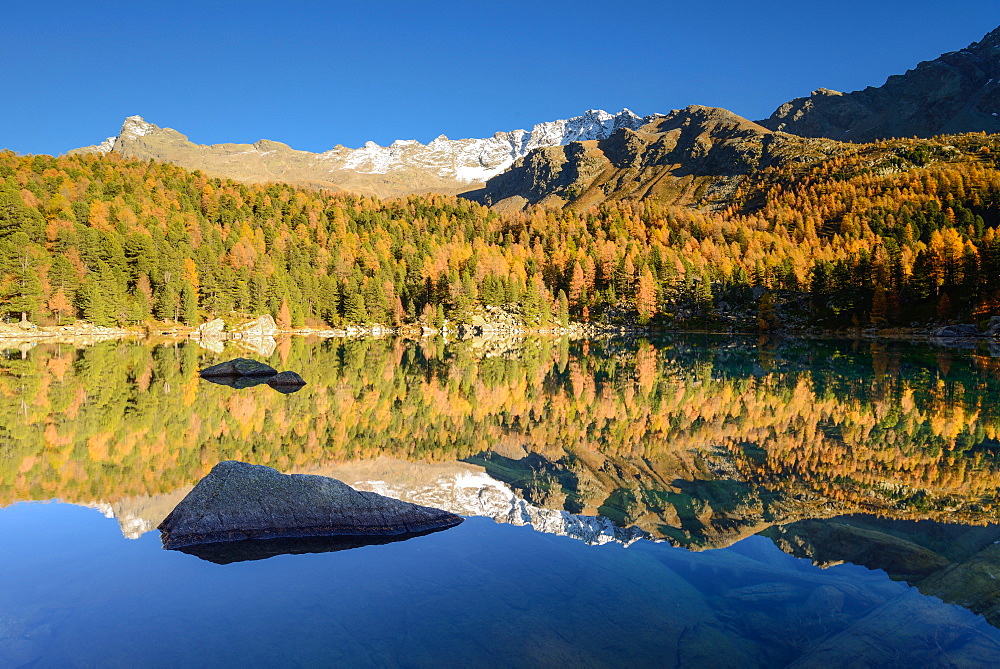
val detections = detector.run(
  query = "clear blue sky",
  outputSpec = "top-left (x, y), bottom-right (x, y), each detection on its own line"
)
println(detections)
top-left (2, 1), bottom-right (997, 155)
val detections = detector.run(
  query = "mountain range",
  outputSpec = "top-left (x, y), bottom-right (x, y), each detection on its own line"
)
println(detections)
top-left (67, 26), bottom-right (1000, 208)
top-left (70, 109), bottom-right (658, 199)
top-left (478, 105), bottom-right (840, 211)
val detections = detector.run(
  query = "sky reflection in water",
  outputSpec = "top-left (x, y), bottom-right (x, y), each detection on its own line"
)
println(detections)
top-left (3, 502), bottom-right (1000, 667)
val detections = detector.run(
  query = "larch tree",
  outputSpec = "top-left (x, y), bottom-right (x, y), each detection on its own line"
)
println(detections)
top-left (636, 268), bottom-right (658, 325)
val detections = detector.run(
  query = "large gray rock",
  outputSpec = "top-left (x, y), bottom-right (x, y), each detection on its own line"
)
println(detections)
top-left (158, 461), bottom-right (463, 550)
top-left (932, 323), bottom-right (981, 339)
top-left (266, 371), bottom-right (306, 394)
top-left (791, 589), bottom-right (1000, 667)
top-left (985, 315), bottom-right (1000, 337)
top-left (232, 315), bottom-right (277, 338)
top-left (194, 318), bottom-right (226, 337)
top-left (199, 357), bottom-right (277, 378)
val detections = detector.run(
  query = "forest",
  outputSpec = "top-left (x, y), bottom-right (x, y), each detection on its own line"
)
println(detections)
top-left (2, 133), bottom-right (1000, 330)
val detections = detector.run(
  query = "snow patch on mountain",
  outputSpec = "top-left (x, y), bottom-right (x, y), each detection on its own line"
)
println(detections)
top-left (354, 470), bottom-right (649, 547)
top-left (85, 501), bottom-right (157, 539)
top-left (120, 115), bottom-right (157, 139)
top-left (76, 108), bottom-right (660, 190)
top-left (335, 108), bottom-right (658, 183)
top-left (93, 137), bottom-right (117, 154)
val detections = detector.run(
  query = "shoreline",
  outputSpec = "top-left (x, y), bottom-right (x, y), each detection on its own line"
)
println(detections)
top-left (0, 321), bottom-right (997, 349)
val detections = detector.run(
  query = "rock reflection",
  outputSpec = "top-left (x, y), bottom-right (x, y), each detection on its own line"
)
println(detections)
top-left (174, 527), bottom-right (453, 565)
top-left (200, 375), bottom-right (274, 390)
top-left (198, 357), bottom-right (306, 393)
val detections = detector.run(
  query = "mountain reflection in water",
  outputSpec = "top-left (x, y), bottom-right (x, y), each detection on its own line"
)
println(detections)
top-left (3, 335), bottom-right (1000, 662)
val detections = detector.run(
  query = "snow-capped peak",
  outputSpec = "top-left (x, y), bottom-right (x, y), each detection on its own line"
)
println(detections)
top-left (338, 108), bottom-right (659, 183)
top-left (352, 470), bottom-right (649, 547)
top-left (82, 108), bottom-right (661, 189)
top-left (120, 115), bottom-right (157, 139)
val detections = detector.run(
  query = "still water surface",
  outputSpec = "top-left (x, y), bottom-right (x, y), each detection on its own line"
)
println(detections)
top-left (2, 335), bottom-right (1000, 666)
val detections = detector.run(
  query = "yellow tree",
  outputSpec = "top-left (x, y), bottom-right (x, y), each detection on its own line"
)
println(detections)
top-left (636, 268), bottom-right (658, 324)
top-left (277, 300), bottom-right (292, 330)
top-left (47, 289), bottom-right (72, 324)
top-left (568, 260), bottom-right (586, 310)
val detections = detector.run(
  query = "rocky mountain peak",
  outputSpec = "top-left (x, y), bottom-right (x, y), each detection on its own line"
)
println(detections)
top-left (120, 115), bottom-right (157, 139)
top-left (664, 105), bottom-right (769, 130)
top-left (761, 25), bottom-right (1000, 141)
top-left (479, 105), bottom-right (840, 211)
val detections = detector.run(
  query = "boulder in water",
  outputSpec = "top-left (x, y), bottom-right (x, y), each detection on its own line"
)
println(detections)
top-left (158, 461), bottom-right (463, 550)
top-left (266, 371), bottom-right (306, 393)
top-left (199, 358), bottom-right (277, 378)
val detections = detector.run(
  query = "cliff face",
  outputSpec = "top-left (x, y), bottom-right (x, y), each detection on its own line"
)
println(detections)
top-left (760, 27), bottom-right (1000, 142)
top-left (479, 105), bottom-right (840, 211)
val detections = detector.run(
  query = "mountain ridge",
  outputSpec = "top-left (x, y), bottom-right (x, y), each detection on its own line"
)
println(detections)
top-left (759, 25), bottom-right (1000, 141)
top-left (478, 105), bottom-right (842, 211)
top-left (69, 109), bottom-right (659, 199)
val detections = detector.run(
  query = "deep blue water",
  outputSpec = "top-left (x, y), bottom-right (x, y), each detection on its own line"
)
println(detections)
top-left (2, 502), bottom-right (1000, 667)
top-left (5, 335), bottom-right (1000, 666)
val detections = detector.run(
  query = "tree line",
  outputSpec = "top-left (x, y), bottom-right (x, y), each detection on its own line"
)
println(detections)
top-left (2, 133), bottom-right (1000, 329)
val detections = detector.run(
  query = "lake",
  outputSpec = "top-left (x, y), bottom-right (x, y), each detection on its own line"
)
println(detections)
top-left (2, 334), bottom-right (1000, 666)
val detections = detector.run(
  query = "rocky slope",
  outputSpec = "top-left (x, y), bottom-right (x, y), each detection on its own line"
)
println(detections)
top-left (760, 26), bottom-right (1000, 141)
top-left (69, 110), bottom-right (657, 199)
top-left (478, 105), bottom-right (841, 211)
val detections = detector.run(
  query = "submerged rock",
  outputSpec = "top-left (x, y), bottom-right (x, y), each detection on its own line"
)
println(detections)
top-left (158, 461), bottom-right (463, 550)
top-left (199, 358), bottom-right (278, 378)
top-left (920, 543), bottom-right (1000, 627)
